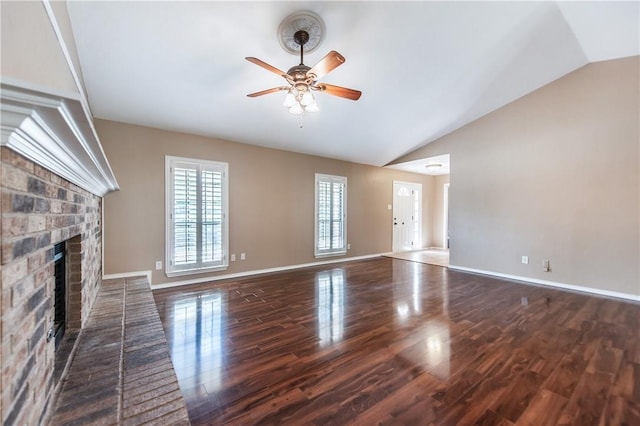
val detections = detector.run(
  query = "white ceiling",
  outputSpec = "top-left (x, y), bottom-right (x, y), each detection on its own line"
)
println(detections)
top-left (67, 1), bottom-right (639, 173)
top-left (387, 154), bottom-right (451, 176)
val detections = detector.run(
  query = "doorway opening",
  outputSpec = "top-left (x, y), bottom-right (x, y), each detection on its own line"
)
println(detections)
top-left (443, 183), bottom-right (450, 249)
top-left (392, 181), bottom-right (422, 253)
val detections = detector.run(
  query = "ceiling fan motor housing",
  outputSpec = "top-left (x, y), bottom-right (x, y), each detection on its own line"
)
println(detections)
top-left (294, 30), bottom-right (310, 47)
top-left (289, 30), bottom-right (316, 92)
top-left (287, 64), bottom-right (313, 92)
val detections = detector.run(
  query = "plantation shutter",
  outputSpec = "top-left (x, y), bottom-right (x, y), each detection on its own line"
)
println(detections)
top-left (167, 157), bottom-right (228, 275)
top-left (201, 169), bottom-right (224, 263)
top-left (173, 166), bottom-right (198, 266)
top-left (315, 174), bottom-right (347, 256)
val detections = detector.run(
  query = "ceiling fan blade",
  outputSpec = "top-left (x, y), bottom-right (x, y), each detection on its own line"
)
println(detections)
top-left (247, 87), bottom-right (290, 97)
top-left (245, 57), bottom-right (288, 78)
top-left (308, 51), bottom-right (345, 79)
top-left (317, 83), bottom-right (362, 101)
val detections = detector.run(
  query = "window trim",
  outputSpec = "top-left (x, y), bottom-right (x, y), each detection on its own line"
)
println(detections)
top-left (165, 155), bottom-right (229, 277)
top-left (314, 173), bottom-right (347, 258)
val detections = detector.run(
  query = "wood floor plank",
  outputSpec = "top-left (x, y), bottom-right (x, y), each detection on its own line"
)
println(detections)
top-left (473, 409), bottom-right (516, 426)
top-left (543, 350), bottom-right (590, 399)
top-left (515, 389), bottom-right (568, 425)
top-left (152, 257), bottom-right (640, 425)
top-left (611, 359), bottom-right (640, 401)
top-left (599, 395), bottom-right (640, 426)
top-left (353, 371), bottom-right (442, 425)
top-left (558, 370), bottom-right (614, 425)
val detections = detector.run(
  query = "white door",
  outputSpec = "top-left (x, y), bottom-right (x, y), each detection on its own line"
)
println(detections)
top-left (393, 182), bottom-right (422, 252)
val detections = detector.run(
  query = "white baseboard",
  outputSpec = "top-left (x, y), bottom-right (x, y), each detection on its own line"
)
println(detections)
top-left (103, 270), bottom-right (152, 284)
top-left (102, 261), bottom-right (638, 303)
top-left (448, 265), bottom-right (640, 302)
top-left (149, 253), bottom-right (384, 290)
top-left (386, 247), bottom-right (448, 254)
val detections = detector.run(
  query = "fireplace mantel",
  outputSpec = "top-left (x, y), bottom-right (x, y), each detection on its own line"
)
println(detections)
top-left (1, 81), bottom-right (119, 196)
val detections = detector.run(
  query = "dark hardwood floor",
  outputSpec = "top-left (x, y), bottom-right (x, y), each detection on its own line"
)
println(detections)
top-left (153, 257), bottom-right (640, 425)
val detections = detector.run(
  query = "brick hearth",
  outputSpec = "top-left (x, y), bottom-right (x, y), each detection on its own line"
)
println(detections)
top-left (50, 276), bottom-right (190, 425)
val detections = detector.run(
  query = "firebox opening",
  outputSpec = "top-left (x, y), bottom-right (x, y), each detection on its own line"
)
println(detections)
top-left (53, 241), bottom-right (66, 350)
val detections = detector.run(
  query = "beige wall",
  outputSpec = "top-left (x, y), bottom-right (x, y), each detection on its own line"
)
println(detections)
top-left (97, 120), bottom-right (435, 285)
top-left (429, 174), bottom-right (450, 249)
top-left (47, 0), bottom-right (88, 95)
top-left (393, 56), bottom-right (640, 297)
top-left (0, 1), bottom-right (77, 95)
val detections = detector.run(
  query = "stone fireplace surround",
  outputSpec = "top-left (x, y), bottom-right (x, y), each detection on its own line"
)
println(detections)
top-left (1, 82), bottom-right (119, 425)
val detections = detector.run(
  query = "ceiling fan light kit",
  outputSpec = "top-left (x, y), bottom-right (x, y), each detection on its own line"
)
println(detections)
top-left (246, 11), bottom-right (361, 115)
top-left (283, 89), bottom-right (318, 115)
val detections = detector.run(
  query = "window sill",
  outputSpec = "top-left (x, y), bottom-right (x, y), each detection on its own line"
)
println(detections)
top-left (166, 265), bottom-right (228, 278)
top-left (314, 251), bottom-right (347, 259)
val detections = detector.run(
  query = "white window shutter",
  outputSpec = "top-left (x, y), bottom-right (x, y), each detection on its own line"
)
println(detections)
top-left (166, 156), bottom-right (229, 276)
top-left (315, 174), bottom-right (347, 257)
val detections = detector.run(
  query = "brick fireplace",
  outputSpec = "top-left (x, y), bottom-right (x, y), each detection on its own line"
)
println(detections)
top-left (1, 147), bottom-right (104, 425)
top-left (1, 3), bottom-right (119, 421)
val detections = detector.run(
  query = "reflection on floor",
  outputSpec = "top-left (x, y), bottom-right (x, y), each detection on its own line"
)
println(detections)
top-left (385, 248), bottom-right (449, 267)
top-left (153, 257), bottom-right (640, 425)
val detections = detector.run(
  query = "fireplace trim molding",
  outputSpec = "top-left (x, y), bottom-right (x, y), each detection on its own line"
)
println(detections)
top-left (0, 81), bottom-right (119, 196)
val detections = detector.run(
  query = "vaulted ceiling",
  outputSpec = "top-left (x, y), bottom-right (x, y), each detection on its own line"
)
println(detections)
top-left (67, 1), bottom-right (639, 171)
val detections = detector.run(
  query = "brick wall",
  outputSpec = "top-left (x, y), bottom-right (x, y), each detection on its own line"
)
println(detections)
top-left (1, 147), bottom-right (103, 425)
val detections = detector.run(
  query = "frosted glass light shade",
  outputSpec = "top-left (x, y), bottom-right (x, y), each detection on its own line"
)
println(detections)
top-left (304, 101), bottom-right (319, 112)
top-left (300, 91), bottom-right (315, 106)
top-left (283, 91), bottom-right (296, 107)
top-left (289, 102), bottom-right (304, 115)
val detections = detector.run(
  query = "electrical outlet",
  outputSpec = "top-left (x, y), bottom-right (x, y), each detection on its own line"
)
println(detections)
top-left (240, 253), bottom-right (246, 260)
top-left (347, 243), bottom-right (351, 250)
top-left (387, 204), bottom-right (392, 210)
top-left (231, 254), bottom-right (236, 262)
top-left (521, 256), bottom-right (529, 264)
top-left (155, 261), bottom-right (162, 270)
top-left (543, 260), bottom-right (550, 272)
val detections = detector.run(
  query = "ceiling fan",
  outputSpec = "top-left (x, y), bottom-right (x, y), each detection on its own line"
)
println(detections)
top-left (246, 29), bottom-right (362, 114)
